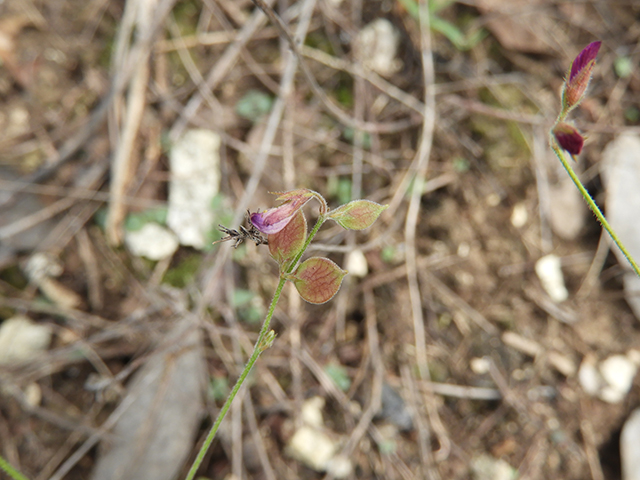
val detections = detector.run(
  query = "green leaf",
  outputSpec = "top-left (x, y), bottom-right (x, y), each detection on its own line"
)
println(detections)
top-left (236, 90), bottom-right (274, 122)
top-left (342, 127), bottom-right (372, 150)
top-left (124, 207), bottom-right (168, 231)
top-left (324, 363), bottom-right (351, 391)
top-left (231, 289), bottom-right (255, 307)
top-left (327, 200), bottom-right (388, 230)
top-left (162, 254), bottom-right (200, 288)
top-left (209, 376), bottom-right (229, 402)
top-left (397, 0), bottom-right (486, 51)
top-left (614, 56), bottom-right (633, 79)
top-left (291, 257), bottom-right (347, 304)
top-left (268, 209), bottom-right (307, 270)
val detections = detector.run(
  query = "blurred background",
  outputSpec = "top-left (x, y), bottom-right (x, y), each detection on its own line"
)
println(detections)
top-left (1, 0), bottom-right (640, 479)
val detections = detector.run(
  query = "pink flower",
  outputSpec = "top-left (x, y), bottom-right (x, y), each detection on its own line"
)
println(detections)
top-left (553, 122), bottom-right (584, 155)
top-left (563, 41), bottom-right (601, 110)
top-left (250, 189), bottom-right (314, 234)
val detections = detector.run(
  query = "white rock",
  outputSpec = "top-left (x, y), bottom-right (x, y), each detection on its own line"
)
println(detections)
top-left (602, 134), bottom-right (640, 321)
top-left (579, 354), bottom-right (639, 403)
top-left (470, 454), bottom-right (517, 480)
top-left (286, 396), bottom-right (352, 475)
top-left (287, 425), bottom-right (336, 472)
top-left (0, 316), bottom-right (52, 365)
top-left (599, 354), bottom-right (637, 403)
top-left (167, 129), bottom-right (221, 249)
top-left (345, 249), bottom-right (368, 277)
top-left (535, 254), bottom-right (568, 303)
top-left (621, 408), bottom-right (640, 480)
top-left (628, 349), bottom-right (640, 366)
top-left (124, 223), bottom-right (179, 260)
top-left (24, 382), bottom-right (42, 407)
top-left (470, 357), bottom-right (491, 375)
top-left (548, 175), bottom-right (586, 240)
top-left (355, 19), bottom-right (401, 77)
top-left (578, 357), bottom-right (602, 396)
top-left (326, 454), bottom-right (353, 479)
top-left (24, 252), bottom-right (63, 282)
top-left (301, 396), bottom-right (325, 428)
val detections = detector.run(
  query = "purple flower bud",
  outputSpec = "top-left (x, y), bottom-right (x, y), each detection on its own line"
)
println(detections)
top-left (553, 122), bottom-right (584, 155)
top-left (250, 189), bottom-right (313, 235)
top-left (563, 41), bottom-right (601, 110)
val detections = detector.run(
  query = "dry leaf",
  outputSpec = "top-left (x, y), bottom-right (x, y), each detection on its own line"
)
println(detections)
top-left (474, 0), bottom-right (562, 54)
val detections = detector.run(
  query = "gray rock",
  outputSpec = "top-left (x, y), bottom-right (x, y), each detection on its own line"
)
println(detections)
top-left (621, 408), bottom-right (640, 480)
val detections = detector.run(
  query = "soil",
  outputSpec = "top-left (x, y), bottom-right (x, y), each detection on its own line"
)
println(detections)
top-left (1, 1), bottom-right (640, 480)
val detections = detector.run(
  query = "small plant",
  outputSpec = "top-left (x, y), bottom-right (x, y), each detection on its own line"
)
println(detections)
top-left (0, 455), bottom-right (29, 480)
top-left (186, 189), bottom-right (387, 480)
top-left (550, 41), bottom-right (640, 278)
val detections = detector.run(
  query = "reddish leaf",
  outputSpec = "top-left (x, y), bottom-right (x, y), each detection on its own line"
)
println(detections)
top-left (268, 209), bottom-right (307, 269)
top-left (327, 200), bottom-right (388, 230)
top-left (291, 257), bottom-right (347, 304)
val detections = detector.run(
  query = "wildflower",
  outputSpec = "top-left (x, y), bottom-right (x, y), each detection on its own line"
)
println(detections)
top-left (553, 122), bottom-right (584, 156)
top-left (562, 41), bottom-right (601, 111)
top-left (250, 189), bottom-right (314, 234)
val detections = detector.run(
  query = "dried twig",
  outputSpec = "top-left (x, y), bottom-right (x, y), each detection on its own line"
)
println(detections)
top-left (250, 0), bottom-right (419, 134)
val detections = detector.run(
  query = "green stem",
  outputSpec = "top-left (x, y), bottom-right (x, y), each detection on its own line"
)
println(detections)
top-left (185, 214), bottom-right (326, 480)
top-left (551, 142), bottom-right (640, 278)
top-left (185, 276), bottom-right (286, 480)
top-left (0, 455), bottom-right (29, 480)
top-left (287, 214), bottom-right (325, 274)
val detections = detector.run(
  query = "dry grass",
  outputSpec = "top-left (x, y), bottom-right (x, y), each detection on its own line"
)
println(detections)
top-left (1, 1), bottom-right (640, 479)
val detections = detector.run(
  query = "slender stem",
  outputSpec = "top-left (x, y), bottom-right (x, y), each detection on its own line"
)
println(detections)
top-left (551, 142), bottom-right (640, 278)
top-left (185, 214), bottom-right (326, 480)
top-left (0, 455), bottom-right (29, 480)
top-left (185, 276), bottom-right (286, 480)
top-left (287, 215), bottom-right (325, 274)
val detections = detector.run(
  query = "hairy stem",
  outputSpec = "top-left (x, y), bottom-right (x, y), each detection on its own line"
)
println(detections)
top-left (185, 215), bottom-right (325, 480)
top-left (185, 276), bottom-right (286, 480)
top-left (0, 455), bottom-right (29, 480)
top-left (551, 142), bottom-right (640, 278)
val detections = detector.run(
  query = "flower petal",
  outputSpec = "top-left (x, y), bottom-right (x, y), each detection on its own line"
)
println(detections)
top-left (250, 203), bottom-right (299, 234)
top-left (250, 190), bottom-right (315, 235)
top-left (569, 41), bottom-right (601, 83)
top-left (563, 41), bottom-right (601, 110)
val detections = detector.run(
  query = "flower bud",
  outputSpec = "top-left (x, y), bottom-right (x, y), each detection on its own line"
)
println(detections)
top-left (562, 41), bottom-right (601, 111)
top-left (553, 122), bottom-right (584, 155)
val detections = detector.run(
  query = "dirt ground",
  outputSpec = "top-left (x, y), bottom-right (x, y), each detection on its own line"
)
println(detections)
top-left (1, 1), bottom-right (640, 479)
